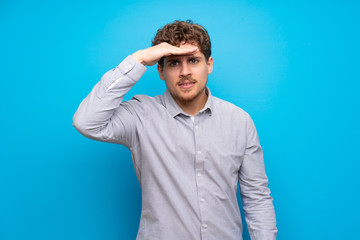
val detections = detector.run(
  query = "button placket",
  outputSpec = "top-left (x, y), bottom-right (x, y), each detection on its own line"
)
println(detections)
top-left (193, 116), bottom-right (208, 239)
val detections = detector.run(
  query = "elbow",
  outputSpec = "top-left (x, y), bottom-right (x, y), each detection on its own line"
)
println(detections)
top-left (72, 111), bottom-right (108, 141)
top-left (72, 116), bottom-right (81, 132)
top-left (72, 111), bottom-right (88, 135)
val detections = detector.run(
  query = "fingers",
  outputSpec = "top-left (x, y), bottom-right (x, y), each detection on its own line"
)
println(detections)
top-left (132, 43), bottom-right (199, 66)
top-left (166, 44), bottom-right (198, 56)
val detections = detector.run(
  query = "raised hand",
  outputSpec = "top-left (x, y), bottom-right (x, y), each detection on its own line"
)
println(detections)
top-left (131, 42), bottom-right (198, 66)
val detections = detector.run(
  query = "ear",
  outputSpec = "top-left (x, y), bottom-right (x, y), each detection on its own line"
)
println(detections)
top-left (157, 64), bottom-right (165, 81)
top-left (207, 56), bottom-right (214, 75)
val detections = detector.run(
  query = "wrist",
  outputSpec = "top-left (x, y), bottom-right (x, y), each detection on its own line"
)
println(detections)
top-left (132, 50), bottom-right (146, 66)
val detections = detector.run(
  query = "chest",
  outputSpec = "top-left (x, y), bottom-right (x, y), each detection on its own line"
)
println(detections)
top-left (138, 112), bottom-right (247, 178)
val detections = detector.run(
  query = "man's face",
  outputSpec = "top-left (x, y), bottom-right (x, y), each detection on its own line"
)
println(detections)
top-left (157, 43), bottom-right (213, 105)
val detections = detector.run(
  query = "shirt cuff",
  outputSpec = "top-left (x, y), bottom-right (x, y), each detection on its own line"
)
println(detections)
top-left (116, 55), bottom-right (147, 82)
top-left (250, 230), bottom-right (277, 240)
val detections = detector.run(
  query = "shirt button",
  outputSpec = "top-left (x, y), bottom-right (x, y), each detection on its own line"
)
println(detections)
top-left (197, 151), bottom-right (202, 154)
top-left (195, 125), bottom-right (199, 129)
top-left (197, 173), bottom-right (202, 177)
top-left (202, 224), bottom-right (208, 229)
top-left (200, 198), bottom-right (205, 202)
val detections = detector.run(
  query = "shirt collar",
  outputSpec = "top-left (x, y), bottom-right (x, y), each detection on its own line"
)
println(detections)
top-left (163, 87), bottom-right (214, 118)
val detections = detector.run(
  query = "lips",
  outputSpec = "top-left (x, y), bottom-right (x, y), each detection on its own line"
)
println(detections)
top-left (178, 80), bottom-right (196, 89)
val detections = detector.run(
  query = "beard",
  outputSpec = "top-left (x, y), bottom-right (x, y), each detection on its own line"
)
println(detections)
top-left (169, 76), bottom-right (208, 105)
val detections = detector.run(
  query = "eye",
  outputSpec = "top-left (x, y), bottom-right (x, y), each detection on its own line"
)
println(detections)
top-left (169, 60), bottom-right (179, 66)
top-left (189, 58), bottom-right (198, 64)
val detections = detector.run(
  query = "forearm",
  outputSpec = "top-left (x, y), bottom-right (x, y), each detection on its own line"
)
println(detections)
top-left (72, 55), bottom-right (146, 142)
top-left (240, 169), bottom-right (277, 240)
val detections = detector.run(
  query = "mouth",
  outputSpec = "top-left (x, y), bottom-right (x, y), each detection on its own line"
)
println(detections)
top-left (178, 80), bottom-right (196, 89)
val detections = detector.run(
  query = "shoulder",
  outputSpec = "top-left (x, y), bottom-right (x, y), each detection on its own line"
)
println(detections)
top-left (131, 94), bottom-right (154, 103)
top-left (210, 96), bottom-right (258, 144)
top-left (131, 94), bottom-right (165, 106)
top-left (212, 96), bottom-right (251, 120)
top-left (121, 94), bottom-right (165, 114)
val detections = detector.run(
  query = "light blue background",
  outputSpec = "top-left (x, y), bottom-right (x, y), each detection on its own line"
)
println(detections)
top-left (1, 0), bottom-right (359, 239)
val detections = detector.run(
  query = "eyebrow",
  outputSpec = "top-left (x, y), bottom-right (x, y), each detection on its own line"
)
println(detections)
top-left (166, 55), bottom-right (201, 61)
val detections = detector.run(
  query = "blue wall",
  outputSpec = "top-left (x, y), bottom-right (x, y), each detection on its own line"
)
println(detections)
top-left (1, 0), bottom-right (359, 239)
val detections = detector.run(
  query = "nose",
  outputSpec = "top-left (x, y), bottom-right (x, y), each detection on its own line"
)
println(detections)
top-left (180, 62), bottom-right (191, 77)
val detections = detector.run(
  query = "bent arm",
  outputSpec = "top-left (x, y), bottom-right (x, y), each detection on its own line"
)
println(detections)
top-left (238, 115), bottom-right (277, 240)
top-left (73, 43), bottom-right (199, 147)
top-left (72, 55), bottom-right (147, 147)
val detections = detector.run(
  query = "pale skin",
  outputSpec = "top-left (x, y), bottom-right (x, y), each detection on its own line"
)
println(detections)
top-left (132, 42), bottom-right (213, 116)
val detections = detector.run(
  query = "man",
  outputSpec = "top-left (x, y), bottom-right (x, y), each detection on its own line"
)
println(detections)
top-left (73, 20), bottom-right (277, 240)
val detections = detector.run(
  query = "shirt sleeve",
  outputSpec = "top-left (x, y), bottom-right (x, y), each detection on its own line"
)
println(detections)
top-left (238, 114), bottom-right (278, 240)
top-left (72, 55), bottom-right (147, 148)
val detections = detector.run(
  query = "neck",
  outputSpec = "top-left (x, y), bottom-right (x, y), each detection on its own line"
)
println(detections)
top-left (174, 89), bottom-right (208, 116)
